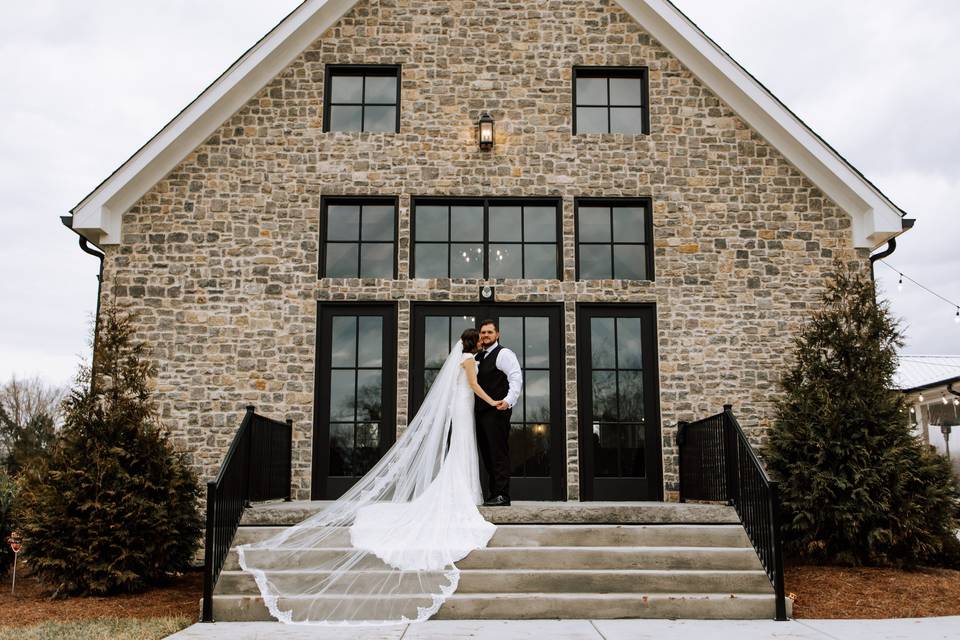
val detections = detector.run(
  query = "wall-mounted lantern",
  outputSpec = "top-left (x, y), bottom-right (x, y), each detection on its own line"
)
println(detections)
top-left (477, 112), bottom-right (494, 150)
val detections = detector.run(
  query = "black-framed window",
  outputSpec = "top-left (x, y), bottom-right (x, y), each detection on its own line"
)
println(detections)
top-left (573, 67), bottom-right (649, 135)
top-left (320, 197), bottom-right (397, 278)
top-left (323, 65), bottom-right (400, 133)
top-left (575, 198), bottom-right (653, 281)
top-left (412, 198), bottom-right (561, 279)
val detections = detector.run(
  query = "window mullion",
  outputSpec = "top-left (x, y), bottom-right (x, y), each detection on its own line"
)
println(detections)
top-left (446, 205), bottom-right (452, 277)
top-left (483, 200), bottom-right (489, 279)
top-left (608, 207), bottom-right (615, 278)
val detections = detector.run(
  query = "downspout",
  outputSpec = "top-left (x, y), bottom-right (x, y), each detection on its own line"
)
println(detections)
top-left (60, 216), bottom-right (105, 393)
top-left (869, 238), bottom-right (896, 282)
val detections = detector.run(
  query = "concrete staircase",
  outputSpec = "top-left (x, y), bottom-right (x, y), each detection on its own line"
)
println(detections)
top-left (209, 501), bottom-right (788, 621)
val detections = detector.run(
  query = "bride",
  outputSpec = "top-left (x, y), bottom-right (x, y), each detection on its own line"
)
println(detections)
top-left (237, 328), bottom-right (500, 625)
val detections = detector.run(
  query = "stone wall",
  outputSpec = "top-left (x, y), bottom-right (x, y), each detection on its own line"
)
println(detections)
top-left (99, 0), bottom-right (870, 500)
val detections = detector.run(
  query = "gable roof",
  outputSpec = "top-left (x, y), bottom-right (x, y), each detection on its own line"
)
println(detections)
top-left (69, 0), bottom-right (908, 248)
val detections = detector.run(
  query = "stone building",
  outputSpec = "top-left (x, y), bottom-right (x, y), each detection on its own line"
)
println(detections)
top-left (64, 0), bottom-right (909, 502)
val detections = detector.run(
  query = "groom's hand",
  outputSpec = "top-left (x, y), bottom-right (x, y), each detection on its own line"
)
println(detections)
top-left (495, 400), bottom-right (509, 410)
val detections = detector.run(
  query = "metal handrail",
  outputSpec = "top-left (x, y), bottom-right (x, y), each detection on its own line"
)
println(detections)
top-left (201, 406), bottom-right (292, 623)
top-left (677, 404), bottom-right (787, 621)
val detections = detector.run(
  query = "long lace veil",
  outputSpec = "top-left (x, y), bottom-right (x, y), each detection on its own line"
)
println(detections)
top-left (237, 341), bottom-right (472, 625)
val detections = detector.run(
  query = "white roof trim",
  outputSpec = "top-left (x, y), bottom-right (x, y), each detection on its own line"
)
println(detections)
top-left (71, 0), bottom-right (906, 248)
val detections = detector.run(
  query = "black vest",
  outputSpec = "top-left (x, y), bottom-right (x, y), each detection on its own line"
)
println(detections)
top-left (475, 344), bottom-right (508, 412)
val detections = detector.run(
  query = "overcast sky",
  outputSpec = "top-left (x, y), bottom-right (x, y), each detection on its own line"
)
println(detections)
top-left (1, 0), bottom-right (958, 389)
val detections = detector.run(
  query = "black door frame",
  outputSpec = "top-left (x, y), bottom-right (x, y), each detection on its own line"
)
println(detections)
top-left (576, 303), bottom-right (663, 501)
top-left (410, 302), bottom-right (566, 500)
top-left (312, 302), bottom-right (397, 499)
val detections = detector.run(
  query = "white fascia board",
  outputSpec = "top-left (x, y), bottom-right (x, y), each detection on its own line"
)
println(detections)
top-left (70, 0), bottom-right (357, 244)
top-left (616, 0), bottom-right (905, 249)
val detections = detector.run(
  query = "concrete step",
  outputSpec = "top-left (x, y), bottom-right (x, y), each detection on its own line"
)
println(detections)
top-left (224, 546), bottom-right (763, 572)
top-left (240, 501), bottom-right (739, 526)
top-left (210, 592), bottom-right (783, 621)
top-left (232, 524), bottom-right (751, 548)
top-left (214, 568), bottom-right (774, 595)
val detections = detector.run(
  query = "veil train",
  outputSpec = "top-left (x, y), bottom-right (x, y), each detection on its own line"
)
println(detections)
top-left (237, 340), bottom-right (494, 625)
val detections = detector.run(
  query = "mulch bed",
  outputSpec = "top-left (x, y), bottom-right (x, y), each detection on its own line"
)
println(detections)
top-left (786, 564), bottom-right (960, 618)
top-left (0, 566), bottom-right (202, 628)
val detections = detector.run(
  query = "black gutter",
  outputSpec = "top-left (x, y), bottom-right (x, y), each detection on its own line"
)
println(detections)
top-left (869, 218), bottom-right (915, 281)
top-left (60, 216), bottom-right (105, 393)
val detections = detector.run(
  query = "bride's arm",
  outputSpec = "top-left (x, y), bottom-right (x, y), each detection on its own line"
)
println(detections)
top-left (462, 360), bottom-right (498, 406)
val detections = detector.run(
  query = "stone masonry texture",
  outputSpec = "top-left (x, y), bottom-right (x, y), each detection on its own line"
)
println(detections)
top-left (97, 0), bottom-right (870, 500)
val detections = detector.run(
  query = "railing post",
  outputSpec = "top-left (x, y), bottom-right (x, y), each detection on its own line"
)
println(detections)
top-left (676, 421), bottom-right (688, 503)
top-left (243, 405), bottom-right (255, 509)
top-left (285, 418), bottom-right (294, 502)
top-left (722, 404), bottom-right (738, 506)
top-left (201, 481), bottom-right (216, 623)
top-left (769, 480), bottom-right (788, 620)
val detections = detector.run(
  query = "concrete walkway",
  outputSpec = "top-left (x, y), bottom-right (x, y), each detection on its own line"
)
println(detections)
top-left (166, 617), bottom-right (960, 639)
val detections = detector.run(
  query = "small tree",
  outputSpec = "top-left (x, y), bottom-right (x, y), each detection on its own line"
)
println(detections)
top-left (5, 411), bottom-right (57, 476)
top-left (766, 262), bottom-right (960, 567)
top-left (15, 305), bottom-right (202, 595)
top-left (0, 375), bottom-right (64, 472)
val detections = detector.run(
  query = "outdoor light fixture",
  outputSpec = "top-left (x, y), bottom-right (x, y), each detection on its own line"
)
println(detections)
top-left (919, 393), bottom-right (924, 402)
top-left (477, 112), bottom-right (494, 150)
top-left (479, 285), bottom-right (494, 301)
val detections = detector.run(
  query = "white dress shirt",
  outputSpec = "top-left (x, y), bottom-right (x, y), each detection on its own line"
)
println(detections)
top-left (480, 341), bottom-right (523, 409)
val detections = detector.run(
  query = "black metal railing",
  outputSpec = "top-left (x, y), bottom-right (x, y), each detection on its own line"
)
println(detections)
top-left (677, 404), bottom-right (787, 621)
top-left (201, 406), bottom-right (292, 623)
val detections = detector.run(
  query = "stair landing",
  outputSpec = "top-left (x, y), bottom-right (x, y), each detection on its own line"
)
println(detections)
top-left (240, 500), bottom-right (740, 526)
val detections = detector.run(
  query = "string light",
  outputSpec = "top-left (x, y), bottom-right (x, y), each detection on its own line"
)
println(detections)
top-left (943, 393), bottom-right (949, 405)
top-left (918, 393), bottom-right (924, 402)
top-left (880, 260), bottom-right (960, 327)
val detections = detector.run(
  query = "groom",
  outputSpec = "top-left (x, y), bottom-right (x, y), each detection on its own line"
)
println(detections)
top-left (474, 319), bottom-right (523, 507)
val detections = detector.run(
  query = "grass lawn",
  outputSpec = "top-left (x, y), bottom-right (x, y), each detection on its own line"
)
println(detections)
top-left (0, 616), bottom-right (192, 640)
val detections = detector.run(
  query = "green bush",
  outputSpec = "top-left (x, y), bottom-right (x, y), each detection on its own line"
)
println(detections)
top-left (765, 262), bottom-right (960, 567)
top-left (14, 305), bottom-right (202, 595)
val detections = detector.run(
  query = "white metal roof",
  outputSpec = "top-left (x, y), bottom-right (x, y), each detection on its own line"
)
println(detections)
top-left (894, 355), bottom-right (960, 391)
top-left (69, 0), bottom-right (908, 248)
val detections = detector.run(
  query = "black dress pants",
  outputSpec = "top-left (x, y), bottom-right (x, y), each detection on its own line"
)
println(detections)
top-left (475, 406), bottom-right (511, 499)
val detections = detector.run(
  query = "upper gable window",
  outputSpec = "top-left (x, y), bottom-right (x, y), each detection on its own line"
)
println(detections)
top-left (573, 67), bottom-right (649, 135)
top-left (323, 65), bottom-right (400, 133)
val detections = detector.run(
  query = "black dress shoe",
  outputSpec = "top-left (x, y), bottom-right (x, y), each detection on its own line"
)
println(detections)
top-left (483, 495), bottom-right (511, 507)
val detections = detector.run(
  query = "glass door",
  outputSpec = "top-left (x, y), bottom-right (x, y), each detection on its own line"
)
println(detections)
top-left (577, 304), bottom-right (662, 500)
top-left (312, 303), bottom-right (396, 499)
top-left (411, 303), bottom-right (565, 500)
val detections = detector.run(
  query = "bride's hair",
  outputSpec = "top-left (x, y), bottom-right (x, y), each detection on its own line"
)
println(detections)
top-left (460, 328), bottom-right (480, 353)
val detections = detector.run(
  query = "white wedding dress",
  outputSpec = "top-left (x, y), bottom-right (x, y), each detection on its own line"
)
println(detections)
top-left (237, 343), bottom-right (496, 626)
